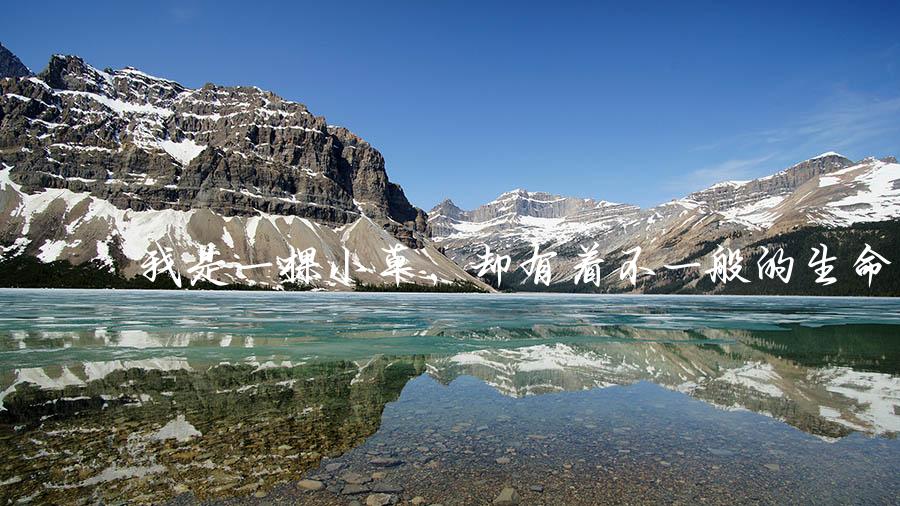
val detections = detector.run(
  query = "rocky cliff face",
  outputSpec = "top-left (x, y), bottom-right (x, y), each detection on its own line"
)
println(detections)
top-left (0, 54), bottom-right (426, 240)
top-left (431, 153), bottom-right (900, 292)
top-left (685, 152), bottom-right (854, 214)
top-left (0, 50), bottom-right (487, 290)
top-left (0, 43), bottom-right (29, 79)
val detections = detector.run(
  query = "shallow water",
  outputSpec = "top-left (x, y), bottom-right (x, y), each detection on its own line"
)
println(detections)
top-left (0, 290), bottom-right (897, 504)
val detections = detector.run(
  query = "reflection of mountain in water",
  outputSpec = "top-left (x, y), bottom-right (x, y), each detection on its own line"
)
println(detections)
top-left (426, 327), bottom-right (900, 440)
top-left (0, 356), bottom-right (424, 504)
top-left (0, 325), bottom-right (897, 503)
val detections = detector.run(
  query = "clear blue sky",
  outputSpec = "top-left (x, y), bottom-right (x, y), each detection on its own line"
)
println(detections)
top-left (4, 1), bottom-right (900, 210)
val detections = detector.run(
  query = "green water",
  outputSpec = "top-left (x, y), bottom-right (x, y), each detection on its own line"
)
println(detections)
top-left (0, 290), bottom-right (897, 504)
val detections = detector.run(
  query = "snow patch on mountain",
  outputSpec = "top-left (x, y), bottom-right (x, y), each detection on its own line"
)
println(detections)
top-left (708, 180), bottom-right (749, 190)
top-left (0, 166), bottom-right (482, 290)
top-left (811, 151), bottom-right (846, 160)
top-left (823, 160), bottom-right (900, 225)
top-left (158, 139), bottom-right (206, 165)
top-left (58, 90), bottom-right (174, 117)
top-left (719, 195), bottom-right (785, 229)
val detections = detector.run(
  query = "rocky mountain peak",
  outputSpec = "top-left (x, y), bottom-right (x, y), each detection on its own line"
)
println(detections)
top-left (687, 151), bottom-right (855, 212)
top-left (477, 189), bottom-right (602, 221)
top-left (0, 51), bottom-right (494, 289)
top-left (1, 53), bottom-right (428, 246)
top-left (431, 198), bottom-right (464, 219)
top-left (0, 43), bottom-right (30, 79)
top-left (789, 151), bottom-right (853, 171)
top-left (497, 187), bottom-right (530, 198)
top-left (39, 54), bottom-right (110, 93)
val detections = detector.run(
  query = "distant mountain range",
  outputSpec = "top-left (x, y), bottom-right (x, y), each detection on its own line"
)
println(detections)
top-left (2, 42), bottom-right (898, 293)
top-left (430, 153), bottom-right (900, 294)
top-left (0, 44), bottom-right (485, 290)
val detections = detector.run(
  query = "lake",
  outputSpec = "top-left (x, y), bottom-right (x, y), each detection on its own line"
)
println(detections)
top-left (0, 290), bottom-right (898, 505)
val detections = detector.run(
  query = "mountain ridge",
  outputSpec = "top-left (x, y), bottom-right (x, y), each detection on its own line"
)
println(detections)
top-left (0, 48), bottom-right (488, 290)
top-left (1, 53), bottom-right (428, 241)
top-left (2, 45), bottom-right (897, 293)
top-left (430, 152), bottom-right (900, 293)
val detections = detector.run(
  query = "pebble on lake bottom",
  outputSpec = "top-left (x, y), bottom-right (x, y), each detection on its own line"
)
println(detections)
top-left (493, 487), bottom-right (520, 505)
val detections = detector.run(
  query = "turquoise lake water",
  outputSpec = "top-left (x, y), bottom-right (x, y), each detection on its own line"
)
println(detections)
top-left (0, 290), bottom-right (897, 504)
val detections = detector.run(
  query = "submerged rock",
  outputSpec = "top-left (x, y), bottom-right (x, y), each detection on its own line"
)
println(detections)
top-left (493, 487), bottom-right (520, 505)
top-left (297, 479), bottom-right (324, 491)
top-left (341, 471), bottom-right (373, 484)
top-left (342, 484), bottom-right (371, 495)
top-left (371, 481), bottom-right (403, 493)
top-left (324, 462), bottom-right (345, 472)
top-left (369, 457), bottom-right (403, 467)
top-left (365, 493), bottom-right (395, 506)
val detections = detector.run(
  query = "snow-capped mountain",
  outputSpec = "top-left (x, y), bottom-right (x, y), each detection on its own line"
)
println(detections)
top-left (429, 190), bottom-right (640, 252)
top-left (0, 49), bottom-right (484, 290)
top-left (680, 151), bottom-right (898, 230)
top-left (431, 153), bottom-right (900, 293)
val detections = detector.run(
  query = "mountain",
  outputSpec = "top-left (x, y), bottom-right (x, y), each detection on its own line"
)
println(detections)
top-left (0, 50), bottom-right (486, 290)
top-left (0, 43), bottom-right (30, 79)
top-left (429, 190), bottom-right (639, 244)
top-left (430, 153), bottom-right (900, 294)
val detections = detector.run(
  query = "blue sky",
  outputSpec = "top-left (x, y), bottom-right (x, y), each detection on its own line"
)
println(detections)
top-left (4, 1), bottom-right (900, 210)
